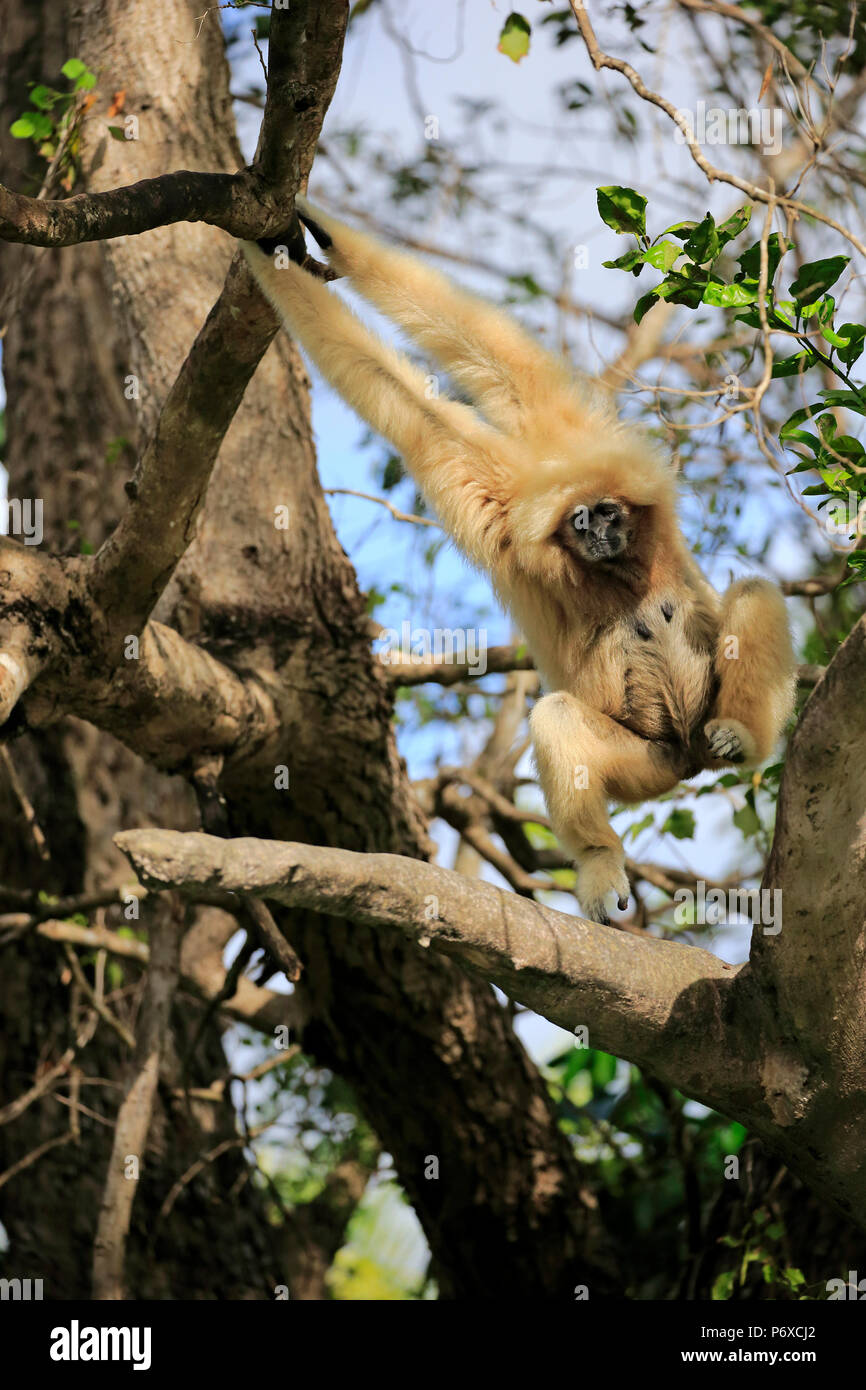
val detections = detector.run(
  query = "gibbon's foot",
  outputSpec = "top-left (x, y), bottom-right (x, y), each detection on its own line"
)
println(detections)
top-left (704, 718), bottom-right (756, 765)
top-left (577, 851), bottom-right (630, 926)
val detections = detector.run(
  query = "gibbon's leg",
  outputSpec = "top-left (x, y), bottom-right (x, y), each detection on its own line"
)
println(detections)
top-left (705, 579), bottom-right (796, 765)
top-left (243, 242), bottom-right (514, 561)
top-left (292, 195), bottom-right (582, 438)
top-left (530, 692), bottom-right (680, 925)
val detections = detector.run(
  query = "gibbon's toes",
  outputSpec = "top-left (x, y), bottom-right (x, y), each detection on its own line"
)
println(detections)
top-left (706, 724), bottom-right (745, 763)
top-left (580, 896), bottom-right (610, 926)
top-left (577, 856), bottom-right (630, 926)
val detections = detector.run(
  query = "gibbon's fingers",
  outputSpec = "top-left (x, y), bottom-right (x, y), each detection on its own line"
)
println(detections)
top-left (710, 578), bottom-right (796, 764)
top-left (243, 242), bottom-right (514, 563)
top-left (294, 194), bottom-right (583, 440)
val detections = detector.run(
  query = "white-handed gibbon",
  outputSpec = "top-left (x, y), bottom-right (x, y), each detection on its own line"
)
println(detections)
top-left (243, 198), bottom-right (796, 925)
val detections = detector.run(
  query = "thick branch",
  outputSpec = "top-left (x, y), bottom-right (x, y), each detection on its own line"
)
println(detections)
top-left (86, 1), bottom-right (348, 641)
top-left (88, 253), bottom-right (283, 643)
top-left (0, 171), bottom-right (255, 247)
top-left (116, 827), bottom-right (744, 1099)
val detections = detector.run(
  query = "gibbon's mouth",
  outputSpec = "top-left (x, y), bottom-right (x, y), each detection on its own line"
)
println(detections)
top-left (584, 533), bottom-right (626, 561)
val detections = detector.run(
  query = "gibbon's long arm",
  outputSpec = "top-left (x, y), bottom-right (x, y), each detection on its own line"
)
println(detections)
top-left (243, 241), bottom-right (522, 566)
top-left (293, 195), bottom-right (585, 441)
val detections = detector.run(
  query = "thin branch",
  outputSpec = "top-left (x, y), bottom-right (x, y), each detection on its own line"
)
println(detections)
top-left (384, 642), bottom-right (535, 686)
top-left (384, 637), bottom-right (822, 689)
top-left (0, 746), bottom-right (50, 861)
top-left (92, 897), bottom-right (184, 1300)
top-left (325, 487), bottom-right (440, 528)
top-left (569, 2), bottom-right (866, 258)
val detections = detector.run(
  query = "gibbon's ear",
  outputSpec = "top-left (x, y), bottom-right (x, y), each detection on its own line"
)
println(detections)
top-left (291, 194), bottom-right (591, 443)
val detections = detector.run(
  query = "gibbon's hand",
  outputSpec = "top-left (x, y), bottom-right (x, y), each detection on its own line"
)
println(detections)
top-left (255, 215), bottom-right (307, 265)
top-left (294, 197), bottom-right (333, 255)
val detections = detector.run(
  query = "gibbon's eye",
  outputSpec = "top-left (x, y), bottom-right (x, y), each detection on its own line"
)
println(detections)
top-left (594, 502), bottom-right (620, 523)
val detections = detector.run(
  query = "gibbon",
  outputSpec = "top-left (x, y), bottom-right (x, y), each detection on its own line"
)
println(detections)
top-left (242, 199), bottom-right (796, 925)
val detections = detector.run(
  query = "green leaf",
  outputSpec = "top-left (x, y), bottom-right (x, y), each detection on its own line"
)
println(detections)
top-left (61, 57), bottom-right (88, 79)
top-left (817, 388), bottom-right (866, 415)
top-left (29, 84), bottom-right (59, 110)
top-left (843, 551), bottom-right (866, 586)
top-left (829, 435), bottom-right (865, 462)
top-left (633, 289), bottom-right (659, 324)
top-left (789, 256), bottom-right (849, 305)
top-left (655, 270), bottom-right (707, 309)
top-left (702, 281), bottom-right (758, 308)
top-left (818, 295), bottom-right (835, 324)
top-left (732, 305), bottom-right (763, 330)
top-left (733, 802), bottom-right (761, 837)
top-left (835, 323), bottom-right (866, 366)
top-left (712, 1271), bottom-right (735, 1301)
top-left (736, 232), bottom-right (788, 283)
top-left (781, 403), bottom-right (825, 436)
top-left (626, 812), bottom-right (655, 842)
top-left (682, 212), bottom-right (720, 264)
top-left (643, 240), bottom-right (681, 272)
top-left (717, 205), bottom-right (752, 245)
top-left (498, 12), bottom-right (531, 63)
top-left (661, 808), bottom-right (695, 840)
top-left (602, 248), bottom-right (646, 272)
top-left (74, 68), bottom-right (96, 91)
top-left (597, 185), bottom-right (647, 238)
top-left (32, 112), bottom-right (54, 139)
top-left (771, 350), bottom-right (812, 379)
top-left (658, 220), bottom-right (698, 241)
top-left (10, 115), bottom-right (36, 137)
top-left (108, 125), bottom-right (126, 141)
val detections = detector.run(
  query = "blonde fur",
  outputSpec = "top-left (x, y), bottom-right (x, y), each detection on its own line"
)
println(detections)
top-left (242, 200), bottom-right (797, 924)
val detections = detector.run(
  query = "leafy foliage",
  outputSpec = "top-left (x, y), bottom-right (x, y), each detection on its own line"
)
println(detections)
top-left (597, 189), bottom-right (866, 581)
top-left (8, 59), bottom-right (97, 190)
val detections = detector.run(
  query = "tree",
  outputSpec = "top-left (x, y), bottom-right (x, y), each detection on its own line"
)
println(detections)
top-left (0, 0), bottom-right (864, 1301)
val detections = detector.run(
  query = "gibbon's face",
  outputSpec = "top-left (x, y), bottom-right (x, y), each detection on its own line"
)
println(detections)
top-left (560, 498), bottom-right (639, 565)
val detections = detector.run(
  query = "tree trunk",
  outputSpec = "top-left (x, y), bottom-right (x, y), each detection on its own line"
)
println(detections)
top-left (0, 0), bottom-right (611, 1299)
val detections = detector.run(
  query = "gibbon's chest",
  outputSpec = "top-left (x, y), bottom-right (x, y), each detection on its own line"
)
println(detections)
top-left (517, 583), bottom-right (720, 749)
top-left (594, 593), bottom-right (719, 747)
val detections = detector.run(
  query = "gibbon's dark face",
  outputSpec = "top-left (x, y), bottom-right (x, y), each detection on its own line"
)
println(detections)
top-left (560, 498), bottom-right (638, 564)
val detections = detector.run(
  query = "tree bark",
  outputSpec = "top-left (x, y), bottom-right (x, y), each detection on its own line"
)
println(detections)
top-left (0, 0), bottom-right (612, 1299)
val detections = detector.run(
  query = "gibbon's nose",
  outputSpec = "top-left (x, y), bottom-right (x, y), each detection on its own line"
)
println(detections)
top-left (589, 520), bottom-right (624, 557)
